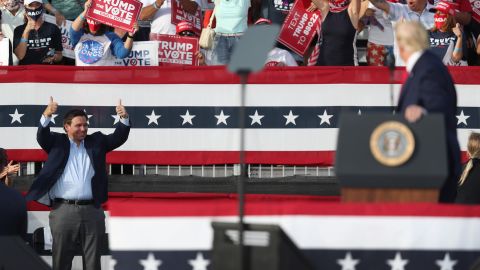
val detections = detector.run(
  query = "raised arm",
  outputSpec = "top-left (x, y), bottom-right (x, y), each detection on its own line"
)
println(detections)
top-left (72, 0), bottom-right (90, 32)
top-left (451, 23), bottom-right (463, 63)
top-left (368, 0), bottom-right (389, 14)
top-left (106, 99), bottom-right (130, 152)
top-left (123, 23), bottom-right (139, 51)
top-left (44, 2), bottom-right (66, 26)
top-left (14, 17), bottom-right (35, 60)
top-left (348, 0), bottom-right (361, 29)
top-left (139, 0), bottom-right (164, 20)
top-left (37, 96), bottom-right (58, 152)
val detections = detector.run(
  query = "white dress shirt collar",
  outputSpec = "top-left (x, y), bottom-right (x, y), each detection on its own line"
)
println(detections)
top-left (68, 137), bottom-right (85, 147)
top-left (406, 50), bottom-right (424, 73)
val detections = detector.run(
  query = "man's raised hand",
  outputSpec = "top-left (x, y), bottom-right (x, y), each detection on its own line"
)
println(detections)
top-left (43, 96), bottom-right (58, 117)
top-left (116, 99), bottom-right (129, 119)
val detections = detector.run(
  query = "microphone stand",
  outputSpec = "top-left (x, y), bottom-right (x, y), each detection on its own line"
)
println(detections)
top-left (224, 24), bottom-right (280, 270)
top-left (386, 51), bottom-right (396, 112)
top-left (237, 70), bottom-right (249, 270)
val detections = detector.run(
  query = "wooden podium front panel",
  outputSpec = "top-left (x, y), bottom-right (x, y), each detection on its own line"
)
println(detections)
top-left (341, 187), bottom-right (439, 203)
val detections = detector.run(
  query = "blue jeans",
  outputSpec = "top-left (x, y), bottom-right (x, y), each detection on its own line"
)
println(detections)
top-left (211, 35), bottom-right (241, 65)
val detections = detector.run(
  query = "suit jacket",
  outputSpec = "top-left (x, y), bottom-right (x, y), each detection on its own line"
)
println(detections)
top-left (0, 182), bottom-right (27, 239)
top-left (25, 122), bottom-right (130, 207)
top-left (397, 50), bottom-right (461, 202)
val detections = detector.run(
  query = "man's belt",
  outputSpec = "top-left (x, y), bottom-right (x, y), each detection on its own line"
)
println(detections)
top-left (54, 198), bottom-right (95, 205)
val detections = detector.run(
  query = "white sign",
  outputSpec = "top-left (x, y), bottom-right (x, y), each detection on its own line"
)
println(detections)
top-left (44, 14), bottom-right (75, 59)
top-left (109, 41), bottom-right (159, 66)
top-left (0, 38), bottom-right (10, 66)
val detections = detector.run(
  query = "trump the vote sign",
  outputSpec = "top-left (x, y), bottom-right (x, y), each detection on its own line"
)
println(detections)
top-left (277, 0), bottom-right (321, 56)
top-left (171, 0), bottom-right (202, 36)
top-left (150, 34), bottom-right (199, 66)
top-left (86, 0), bottom-right (143, 32)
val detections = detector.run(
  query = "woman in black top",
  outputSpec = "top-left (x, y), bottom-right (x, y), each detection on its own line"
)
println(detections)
top-left (13, 0), bottom-right (63, 65)
top-left (428, 1), bottom-right (467, 66)
top-left (309, 0), bottom-right (360, 66)
top-left (456, 133), bottom-right (480, 204)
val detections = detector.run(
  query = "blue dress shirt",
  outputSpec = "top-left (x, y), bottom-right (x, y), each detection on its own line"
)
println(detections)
top-left (40, 115), bottom-right (129, 200)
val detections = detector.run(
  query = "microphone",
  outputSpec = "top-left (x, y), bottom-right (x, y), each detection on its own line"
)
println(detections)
top-left (386, 50), bottom-right (395, 74)
top-left (385, 50), bottom-right (396, 109)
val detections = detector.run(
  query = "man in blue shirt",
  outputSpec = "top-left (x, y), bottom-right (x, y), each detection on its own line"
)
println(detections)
top-left (26, 96), bottom-right (130, 270)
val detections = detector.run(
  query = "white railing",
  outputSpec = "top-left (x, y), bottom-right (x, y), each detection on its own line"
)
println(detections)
top-left (17, 162), bottom-right (335, 178)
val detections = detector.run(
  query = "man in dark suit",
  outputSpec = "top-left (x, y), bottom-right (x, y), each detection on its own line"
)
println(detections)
top-left (25, 97), bottom-right (130, 270)
top-left (395, 21), bottom-right (461, 203)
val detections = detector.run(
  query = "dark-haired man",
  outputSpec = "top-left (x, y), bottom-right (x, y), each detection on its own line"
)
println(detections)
top-left (26, 96), bottom-right (130, 270)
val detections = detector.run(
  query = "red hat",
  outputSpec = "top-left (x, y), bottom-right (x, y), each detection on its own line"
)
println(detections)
top-left (254, 18), bottom-right (272, 25)
top-left (176, 21), bottom-right (195, 34)
top-left (429, 1), bottom-right (456, 16)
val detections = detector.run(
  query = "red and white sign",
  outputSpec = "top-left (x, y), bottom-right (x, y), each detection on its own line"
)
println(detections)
top-left (150, 34), bottom-right (199, 66)
top-left (44, 15), bottom-right (75, 59)
top-left (171, 0), bottom-right (202, 36)
top-left (471, 0), bottom-right (480, 23)
top-left (86, 0), bottom-right (143, 32)
top-left (277, 0), bottom-right (321, 56)
top-left (109, 41), bottom-right (159, 66)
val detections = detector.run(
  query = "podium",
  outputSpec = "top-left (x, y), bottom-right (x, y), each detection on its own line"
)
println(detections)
top-left (335, 114), bottom-right (448, 203)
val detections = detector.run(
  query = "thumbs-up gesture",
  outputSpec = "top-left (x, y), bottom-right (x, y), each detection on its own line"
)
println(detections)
top-left (452, 23), bottom-right (462, 38)
top-left (116, 99), bottom-right (128, 119)
top-left (43, 96), bottom-right (58, 117)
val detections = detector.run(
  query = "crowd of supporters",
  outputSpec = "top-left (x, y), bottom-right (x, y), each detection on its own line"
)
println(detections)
top-left (1, 0), bottom-right (480, 66)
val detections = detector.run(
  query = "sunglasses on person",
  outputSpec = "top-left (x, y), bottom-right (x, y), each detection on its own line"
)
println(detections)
top-left (179, 31), bottom-right (196, 37)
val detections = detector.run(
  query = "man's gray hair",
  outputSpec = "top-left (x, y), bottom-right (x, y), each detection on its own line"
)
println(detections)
top-left (395, 21), bottom-right (430, 53)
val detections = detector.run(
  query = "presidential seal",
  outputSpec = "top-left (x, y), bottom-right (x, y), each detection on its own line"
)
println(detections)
top-left (369, 121), bottom-right (415, 167)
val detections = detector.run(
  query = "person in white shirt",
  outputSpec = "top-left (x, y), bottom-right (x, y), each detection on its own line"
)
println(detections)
top-left (368, 0), bottom-right (434, 65)
top-left (254, 18), bottom-right (298, 67)
top-left (359, 0), bottom-right (394, 65)
top-left (0, 0), bottom-right (24, 40)
top-left (139, 0), bottom-right (200, 37)
top-left (0, 0), bottom-right (24, 64)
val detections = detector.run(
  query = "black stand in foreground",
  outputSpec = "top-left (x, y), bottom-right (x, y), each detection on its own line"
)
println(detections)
top-left (0, 235), bottom-right (51, 270)
top-left (210, 25), bottom-right (313, 270)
